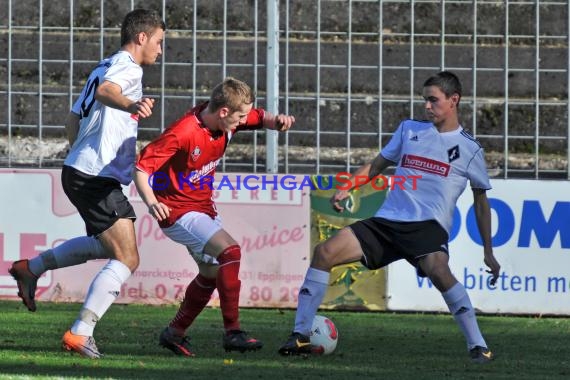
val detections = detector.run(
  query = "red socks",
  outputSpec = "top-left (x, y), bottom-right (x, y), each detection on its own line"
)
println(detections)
top-left (169, 245), bottom-right (242, 333)
top-left (216, 245), bottom-right (242, 331)
top-left (169, 274), bottom-right (216, 333)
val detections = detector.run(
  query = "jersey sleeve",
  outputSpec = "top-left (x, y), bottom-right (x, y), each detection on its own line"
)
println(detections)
top-left (235, 108), bottom-right (265, 132)
top-left (136, 119), bottom-right (186, 174)
top-left (467, 148), bottom-right (492, 190)
top-left (71, 74), bottom-right (91, 115)
top-left (380, 121), bottom-right (405, 162)
top-left (71, 63), bottom-right (107, 117)
top-left (104, 60), bottom-right (142, 96)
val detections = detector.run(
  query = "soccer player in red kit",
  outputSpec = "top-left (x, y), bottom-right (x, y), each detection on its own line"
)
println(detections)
top-left (134, 77), bottom-right (295, 356)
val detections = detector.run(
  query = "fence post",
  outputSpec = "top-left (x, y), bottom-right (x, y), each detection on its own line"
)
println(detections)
top-left (266, 0), bottom-right (279, 173)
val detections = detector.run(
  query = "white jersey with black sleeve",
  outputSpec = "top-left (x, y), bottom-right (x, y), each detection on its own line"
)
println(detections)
top-left (64, 50), bottom-right (142, 185)
top-left (376, 119), bottom-right (491, 235)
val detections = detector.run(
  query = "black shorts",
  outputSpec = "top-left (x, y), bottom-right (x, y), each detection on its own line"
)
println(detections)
top-left (349, 217), bottom-right (449, 277)
top-left (61, 165), bottom-right (136, 236)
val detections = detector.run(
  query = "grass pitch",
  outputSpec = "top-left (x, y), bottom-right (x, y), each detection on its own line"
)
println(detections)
top-left (0, 300), bottom-right (569, 379)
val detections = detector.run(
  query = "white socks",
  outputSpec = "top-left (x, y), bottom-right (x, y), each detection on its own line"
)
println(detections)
top-left (71, 259), bottom-right (131, 336)
top-left (28, 236), bottom-right (108, 276)
top-left (442, 282), bottom-right (487, 350)
top-left (294, 267), bottom-right (330, 335)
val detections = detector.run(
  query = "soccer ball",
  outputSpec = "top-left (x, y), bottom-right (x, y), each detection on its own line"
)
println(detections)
top-left (310, 315), bottom-right (338, 355)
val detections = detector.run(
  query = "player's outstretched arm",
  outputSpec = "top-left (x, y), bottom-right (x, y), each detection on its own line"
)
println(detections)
top-left (262, 111), bottom-right (295, 132)
top-left (273, 114), bottom-right (295, 131)
top-left (133, 169), bottom-right (170, 222)
top-left (472, 188), bottom-right (501, 285)
top-left (65, 112), bottom-right (81, 146)
top-left (368, 153), bottom-right (395, 179)
top-left (330, 154), bottom-right (395, 212)
top-left (95, 80), bottom-right (155, 118)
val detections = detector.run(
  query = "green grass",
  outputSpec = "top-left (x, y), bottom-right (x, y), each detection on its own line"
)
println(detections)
top-left (0, 300), bottom-right (569, 380)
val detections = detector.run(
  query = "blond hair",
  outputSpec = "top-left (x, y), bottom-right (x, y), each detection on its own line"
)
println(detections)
top-left (209, 77), bottom-right (255, 112)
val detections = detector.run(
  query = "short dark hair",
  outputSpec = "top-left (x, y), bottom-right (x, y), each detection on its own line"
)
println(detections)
top-left (121, 9), bottom-right (165, 46)
top-left (423, 71), bottom-right (462, 103)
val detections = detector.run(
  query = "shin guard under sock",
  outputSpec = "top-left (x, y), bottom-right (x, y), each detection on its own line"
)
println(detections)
top-left (170, 274), bottom-right (216, 333)
top-left (216, 245), bottom-right (242, 331)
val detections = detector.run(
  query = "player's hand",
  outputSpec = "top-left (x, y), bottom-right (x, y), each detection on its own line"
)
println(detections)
top-left (330, 189), bottom-right (350, 212)
top-left (148, 202), bottom-right (171, 222)
top-left (484, 250), bottom-right (501, 286)
top-left (275, 114), bottom-right (295, 131)
top-left (133, 98), bottom-right (155, 119)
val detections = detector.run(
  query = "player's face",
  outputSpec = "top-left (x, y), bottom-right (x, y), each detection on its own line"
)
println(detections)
top-left (422, 85), bottom-right (458, 126)
top-left (219, 102), bottom-right (253, 132)
top-left (140, 28), bottom-right (164, 65)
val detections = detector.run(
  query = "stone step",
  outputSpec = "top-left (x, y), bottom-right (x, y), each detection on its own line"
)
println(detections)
top-left (1, 32), bottom-right (567, 154)
top-left (2, 32), bottom-right (566, 99)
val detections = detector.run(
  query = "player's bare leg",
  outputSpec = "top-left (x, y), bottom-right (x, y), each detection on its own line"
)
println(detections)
top-left (63, 218), bottom-right (138, 358)
top-left (279, 227), bottom-right (362, 355)
top-left (420, 252), bottom-right (494, 363)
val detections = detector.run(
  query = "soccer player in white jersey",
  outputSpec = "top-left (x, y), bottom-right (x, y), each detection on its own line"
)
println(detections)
top-left (8, 9), bottom-right (165, 358)
top-left (278, 71), bottom-right (501, 363)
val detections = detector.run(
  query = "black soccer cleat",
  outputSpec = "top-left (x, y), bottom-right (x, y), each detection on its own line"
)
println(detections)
top-left (469, 345), bottom-right (494, 363)
top-left (222, 330), bottom-right (263, 353)
top-left (159, 327), bottom-right (195, 357)
top-left (278, 332), bottom-right (318, 356)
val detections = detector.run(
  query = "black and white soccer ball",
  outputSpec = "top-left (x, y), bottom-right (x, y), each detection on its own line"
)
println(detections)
top-left (310, 315), bottom-right (338, 355)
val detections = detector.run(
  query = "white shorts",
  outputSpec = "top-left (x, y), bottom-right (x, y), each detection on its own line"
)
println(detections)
top-left (161, 211), bottom-right (223, 265)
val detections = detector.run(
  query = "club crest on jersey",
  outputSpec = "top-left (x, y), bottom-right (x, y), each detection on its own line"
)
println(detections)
top-left (191, 146), bottom-right (201, 162)
top-left (447, 145), bottom-right (460, 162)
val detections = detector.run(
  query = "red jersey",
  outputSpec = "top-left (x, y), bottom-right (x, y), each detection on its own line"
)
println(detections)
top-left (136, 102), bottom-right (266, 227)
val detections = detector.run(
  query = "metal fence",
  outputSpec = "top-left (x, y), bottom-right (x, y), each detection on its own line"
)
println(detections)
top-left (0, 0), bottom-right (568, 178)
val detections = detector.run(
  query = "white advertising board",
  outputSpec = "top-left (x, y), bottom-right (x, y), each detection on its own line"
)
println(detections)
top-left (0, 169), bottom-right (310, 307)
top-left (387, 179), bottom-right (570, 315)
